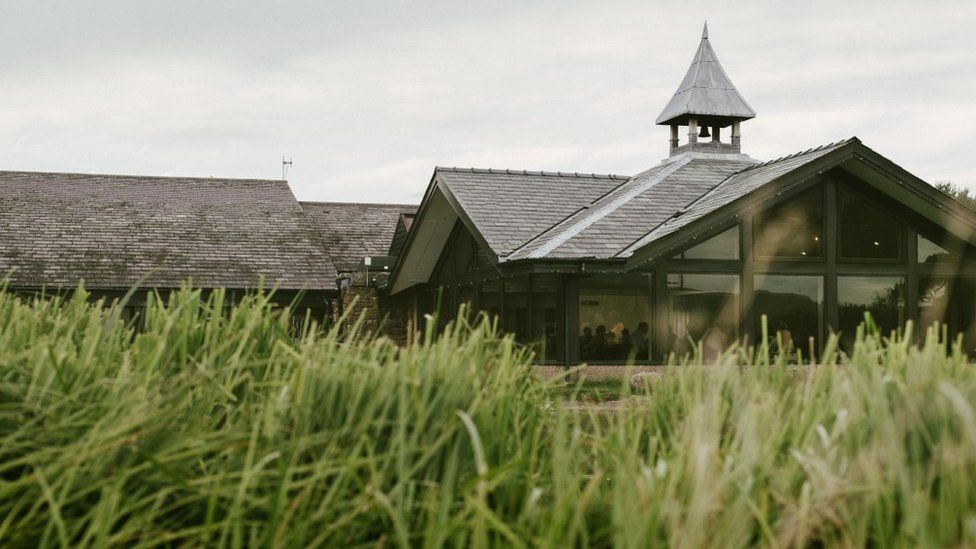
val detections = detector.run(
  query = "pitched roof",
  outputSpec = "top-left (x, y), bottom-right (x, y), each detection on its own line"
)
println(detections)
top-left (301, 201), bottom-right (417, 273)
top-left (656, 23), bottom-right (756, 125)
top-left (404, 140), bottom-right (865, 272)
top-left (436, 167), bottom-right (628, 258)
top-left (0, 171), bottom-right (338, 290)
top-left (508, 156), bottom-right (756, 260)
top-left (392, 136), bottom-right (972, 296)
top-left (388, 212), bottom-right (416, 257)
top-left (620, 139), bottom-right (854, 256)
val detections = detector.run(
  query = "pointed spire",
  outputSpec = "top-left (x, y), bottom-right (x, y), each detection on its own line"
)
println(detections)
top-left (655, 24), bottom-right (755, 126)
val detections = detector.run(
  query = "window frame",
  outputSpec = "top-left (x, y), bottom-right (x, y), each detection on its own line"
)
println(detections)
top-left (752, 186), bottom-right (826, 262)
top-left (836, 184), bottom-right (905, 264)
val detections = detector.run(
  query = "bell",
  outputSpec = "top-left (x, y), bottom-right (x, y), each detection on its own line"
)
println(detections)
top-left (699, 125), bottom-right (711, 138)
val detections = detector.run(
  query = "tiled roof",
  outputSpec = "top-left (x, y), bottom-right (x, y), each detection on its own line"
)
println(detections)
top-left (424, 140), bottom-right (856, 265)
top-left (388, 213), bottom-right (416, 257)
top-left (0, 171), bottom-right (338, 290)
top-left (301, 201), bottom-right (417, 273)
top-left (436, 167), bottom-right (628, 257)
top-left (619, 139), bottom-right (854, 256)
top-left (509, 157), bottom-right (755, 260)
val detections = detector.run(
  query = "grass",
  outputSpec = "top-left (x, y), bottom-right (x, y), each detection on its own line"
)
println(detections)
top-left (546, 379), bottom-right (638, 403)
top-left (2, 287), bottom-right (976, 547)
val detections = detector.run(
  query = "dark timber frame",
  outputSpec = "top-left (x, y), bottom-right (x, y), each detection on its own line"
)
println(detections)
top-left (386, 138), bottom-right (976, 366)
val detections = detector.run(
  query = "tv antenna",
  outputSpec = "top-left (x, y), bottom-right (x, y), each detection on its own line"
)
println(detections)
top-left (281, 156), bottom-right (293, 181)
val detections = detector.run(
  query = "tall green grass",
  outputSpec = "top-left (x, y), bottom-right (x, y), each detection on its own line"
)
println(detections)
top-left (1, 288), bottom-right (976, 547)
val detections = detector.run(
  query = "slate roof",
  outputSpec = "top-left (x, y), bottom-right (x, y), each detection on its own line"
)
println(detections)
top-left (621, 139), bottom-right (854, 256)
top-left (508, 156), bottom-right (756, 260)
top-left (656, 23), bottom-right (756, 126)
top-left (388, 213), bottom-right (416, 257)
top-left (436, 168), bottom-right (628, 258)
top-left (301, 201), bottom-right (417, 273)
top-left (415, 140), bottom-right (858, 269)
top-left (0, 171), bottom-right (338, 290)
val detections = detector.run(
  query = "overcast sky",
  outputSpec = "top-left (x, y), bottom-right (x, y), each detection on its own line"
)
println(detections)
top-left (1, 1), bottom-right (973, 204)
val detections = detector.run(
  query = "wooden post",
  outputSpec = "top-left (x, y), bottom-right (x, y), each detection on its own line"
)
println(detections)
top-left (670, 124), bottom-right (679, 153)
top-left (731, 120), bottom-right (741, 150)
top-left (712, 126), bottom-right (721, 143)
top-left (688, 119), bottom-right (699, 145)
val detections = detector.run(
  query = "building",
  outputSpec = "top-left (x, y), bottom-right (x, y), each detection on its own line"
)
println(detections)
top-left (386, 24), bottom-right (976, 364)
top-left (0, 170), bottom-right (416, 324)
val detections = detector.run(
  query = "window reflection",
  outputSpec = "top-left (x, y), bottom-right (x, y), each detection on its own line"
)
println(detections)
top-left (918, 235), bottom-right (955, 264)
top-left (837, 276), bottom-right (904, 350)
top-left (918, 277), bottom-right (953, 341)
top-left (503, 278), bottom-right (530, 345)
top-left (579, 274), bottom-right (652, 362)
top-left (479, 280), bottom-right (502, 324)
top-left (753, 275), bottom-right (823, 360)
top-left (457, 285), bottom-right (476, 323)
top-left (532, 275), bottom-right (562, 362)
top-left (667, 273), bottom-right (740, 361)
top-left (754, 188), bottom-right (823, 258)
top-left (677, 227), bottom-right (740, 260)
top-left (838, 187), bottom-right (901, 260)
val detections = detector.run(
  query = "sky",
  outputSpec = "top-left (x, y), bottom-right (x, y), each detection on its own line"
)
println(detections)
top-left (1, 1), bottom-right (973, 204)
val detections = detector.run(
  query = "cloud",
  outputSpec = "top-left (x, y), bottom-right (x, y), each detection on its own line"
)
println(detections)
top-left (0, 1), bottom-right (973, 202)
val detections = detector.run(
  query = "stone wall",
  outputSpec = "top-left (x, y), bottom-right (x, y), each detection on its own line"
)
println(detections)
top-left (341, 284), bottom-right (410, 344)
top-left (342, 285), bottom-right (380, 333)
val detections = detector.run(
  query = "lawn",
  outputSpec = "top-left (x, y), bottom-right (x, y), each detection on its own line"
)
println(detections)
top-left (2, 288), bottom-right (976, 547)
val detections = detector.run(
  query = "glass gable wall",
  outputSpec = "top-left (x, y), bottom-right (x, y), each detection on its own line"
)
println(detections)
top-left (415, 176), bottom-right (976, 364)
top-left (579, 274), bottom-right (652, 362)
top-left (753, 275), bottom-right (824, 360)
top-left (754, 188), bottom-right (823, 259)
top-left (667, 273), bottom-right (740, 361)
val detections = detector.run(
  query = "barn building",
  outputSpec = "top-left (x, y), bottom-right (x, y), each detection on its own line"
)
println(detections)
top-left (385, 24), bottom-right (976, 364)
top-left (2, 24), bottom-right (974, 364)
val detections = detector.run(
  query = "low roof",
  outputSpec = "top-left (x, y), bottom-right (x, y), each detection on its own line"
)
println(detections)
top-left (301, 201), bottom-right (417, 273)
top-left (0, 171), bottom-right (338, 291)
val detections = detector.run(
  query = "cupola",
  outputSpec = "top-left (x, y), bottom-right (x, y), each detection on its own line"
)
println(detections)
top-left (656, 23), bottom-right (756, 156)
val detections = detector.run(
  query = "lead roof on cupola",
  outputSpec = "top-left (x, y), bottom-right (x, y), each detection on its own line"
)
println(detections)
top-left (655, 23), bottom-right (757, 127)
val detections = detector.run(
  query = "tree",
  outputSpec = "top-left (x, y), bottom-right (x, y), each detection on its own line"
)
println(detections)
top-left (934, 180), bottom-right (976, 211)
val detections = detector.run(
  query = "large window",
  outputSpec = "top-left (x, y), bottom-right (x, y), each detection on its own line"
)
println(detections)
top-left (457, 284), bottom-right (477, 323)
top-left (579, 274), bottom-right (653, 362)
top-left (532, 275), bottom-right (562, 362)
top-left (837, 276), bottom-right (904, 350)
top-left (838, 187), bottom-right (901, 260)
top-left (676, 227), bottom-right (740, 260)
top-left (918, 235), bottom-right (956, 264)
top-left (479, 280), bottom-right (502, 325)
top-left (503, 277), bottom-right (530, 345)
top-left (753, 275), bottom-right (824, 359)
top-left (667, 273), bottom-right (740, 361)
top-left (918, 277), bottom-right (954, 341)
top-left (754, 188), bottom-right (823, 259)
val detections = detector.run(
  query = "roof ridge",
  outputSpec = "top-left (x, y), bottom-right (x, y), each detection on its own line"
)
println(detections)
top-left (0, 169), bottom-right (282, 183)
top-left (735, 138), bottom-right (854, 173)
top-left (523, 156), bottom-right (693, 259)
top-left (435, 166), bottom-right (628, 180)
top-left (670, 138), bottom-right (854, 214)
top-left (299, 200), bottom-right (417, 208)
